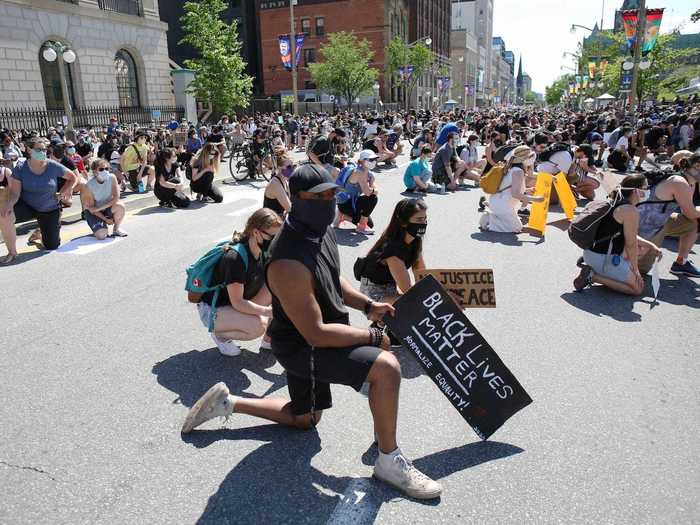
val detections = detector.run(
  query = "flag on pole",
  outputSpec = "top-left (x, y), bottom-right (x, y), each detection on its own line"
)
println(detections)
top-left (643, 9), bottom-right (664, 55)
top-left (294, 33), bottom-right (305, 67)
top-left (278, 34), bottom-right (292, 70)
top-left (588, 62), bottom-right (597, 79)
top-left (621, 10), bottom-right (638, 53)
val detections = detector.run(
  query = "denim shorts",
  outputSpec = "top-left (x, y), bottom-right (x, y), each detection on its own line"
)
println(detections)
top-left (583, 250), bottom-right (632, 283)
top-left (359, 277), bottom-right (398, 302)
top-left (196, 301), bottom-right (215, 328)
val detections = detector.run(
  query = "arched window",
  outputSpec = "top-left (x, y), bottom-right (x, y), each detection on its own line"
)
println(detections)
top-left (114, 49), bottom-right (140, 107)
top-left (39, 44), bottom-right (76, 110)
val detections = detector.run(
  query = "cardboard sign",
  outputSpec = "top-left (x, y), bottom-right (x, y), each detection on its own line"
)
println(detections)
top-left (553, 172), bottom-right (577, 220)
top-left (173, 130), bottom-right (187, 148)
top-left (527, 172), bottom-right (554, 234)
top-left (383, 275), bottom-right (532, 440)
top-left (415, 269), bottom-right (496, 308)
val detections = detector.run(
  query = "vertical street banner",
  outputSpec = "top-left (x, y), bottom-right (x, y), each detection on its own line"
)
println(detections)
top-left (600, 59), bottom-right (609, 76)
top-left (295, 33), bottom-right (305, 67)
top-left (278, 34), bottom-right (292, 70)
top-left (527, 172), bottom-right (554, 234)
top-left (383, 275), bottom-right (532, 440)
top-left (582, 75), bottom-right (589, 89)
top-left (621, 10), bottom-right (638, 53)
top-left (437, 77), bottom-right (443, 92)
top-left (588, 62), bottom-right (597, 79)
top-left (643, 9), bottom-right (664, 55)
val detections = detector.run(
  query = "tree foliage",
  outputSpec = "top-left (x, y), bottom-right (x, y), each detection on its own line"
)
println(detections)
top-left (179, 0), bottom-right (253, 113)
top-left (308, 32), bottom-right (379, 109)
top-left (386, 36), bottom-right (434, 107)
top-left (691, 9), bottom-right (700, 23)
top-left (545, 74), bottom-right (574, 106)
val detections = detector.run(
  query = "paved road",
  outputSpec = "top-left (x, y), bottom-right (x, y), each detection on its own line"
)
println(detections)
top-left (1, 146), bottom-right (698, 524)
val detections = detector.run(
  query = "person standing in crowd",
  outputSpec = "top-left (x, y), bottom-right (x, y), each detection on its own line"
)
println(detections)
top-left (154, 148), bottom-right (190, 209)
top-left (120, 131), bottom-right (155, 192)
top-left (81, 159), bottom-right (128, 239)
top-left (182, 164), bottom-right (442, 500)
top-left (263, 154), bottom-right (293, 218)
top-left (251, 129), bottom-right (273, 177)
top-left (284, 115), bottom-right (299, 150)
top-left (357, 198), bottom-right (427, 305)
top-left (190, 143), bottom-right (223, 203)
top-left (637, 151), bottom-right (700, 278)
top-left (479, 145), bottom-right (543, 233)
top-left (574, 174), bottom-right (660, 295)
top-left (334, 150), bottom-right (379, 234)
top-left (404, 146), bottom-right (443, 193)
top-left (195, 208), bottom-right (282, 357)
top-left (0, 138), bottom-right (76, 263)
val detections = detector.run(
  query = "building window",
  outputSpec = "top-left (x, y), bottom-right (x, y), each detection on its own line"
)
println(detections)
top-left (114, 49), bottom-right (140, 107)
top-left (315, 17), bottom-right (325, 36)
top-left (304, 81), bottom-right (316, 90)
top-left (303, 48), bottom-right (316, 66)
top-left (39, 43), bottom-right (77, 110)
top-left (301, 18), bottom-right (311, 35)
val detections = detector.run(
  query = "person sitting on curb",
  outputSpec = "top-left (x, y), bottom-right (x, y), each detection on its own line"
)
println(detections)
top-left (81, 159), bottom-right (128, 240)
top-left (182, 164), bottom-right (442, 500)
top-left (195, 208), bottom-right (282, 357)
top-left (637, 151), bottom-right (700, 278)
top-left (574, 174), bottom-right (660, 295)
top-left (404, 146), bottom-right (444, 193)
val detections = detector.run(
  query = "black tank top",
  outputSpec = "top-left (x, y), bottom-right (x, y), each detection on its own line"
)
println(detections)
top-left (590, 205), bottom-right (625, 255)
top-left (263, 175), bottom-right (288, 217)
top-left (265, 222), bottom-right (349, 347)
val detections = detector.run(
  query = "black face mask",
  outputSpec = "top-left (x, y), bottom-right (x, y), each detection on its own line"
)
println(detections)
top-left (405, 222), bottom-right (427, 238)
top-left (290, 196), bottom-right (336, 237)
top-left (259, 235), bottom-right (272, 254)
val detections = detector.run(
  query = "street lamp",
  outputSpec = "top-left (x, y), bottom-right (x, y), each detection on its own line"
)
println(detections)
top-left (402, 36), bottom-right (432, 110)
top-left (42, 40), bottom-right (76, 139)
top-left (570, 23), bottom-right (595, 33)
top-left (373, 81), bottom-right (380, 112)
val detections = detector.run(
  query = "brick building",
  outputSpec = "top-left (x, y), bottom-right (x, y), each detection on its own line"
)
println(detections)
top-left (0, 0), bottom-right (173, 110)
top-left (257, 0), bottom-right (409, 103)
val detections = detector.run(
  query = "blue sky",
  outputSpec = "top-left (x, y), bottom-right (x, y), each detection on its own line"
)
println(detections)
top-left (492, 0), bottom-right (700, 93)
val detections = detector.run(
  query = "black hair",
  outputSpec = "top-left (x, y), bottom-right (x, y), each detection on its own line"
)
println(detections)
top-left (369, 198), bottom-right (427, 256)
top-left (420, 145), bottom-right (432, 155)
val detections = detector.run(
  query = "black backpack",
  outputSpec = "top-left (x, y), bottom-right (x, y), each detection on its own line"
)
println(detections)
top-left (568, 198), bottom-right (620, 250)
top-left (539, 142), bottom-right (572, 163)
top-left (645, 168), bottom-right (677, 188)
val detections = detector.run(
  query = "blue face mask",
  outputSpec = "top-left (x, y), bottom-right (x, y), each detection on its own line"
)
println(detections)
top-left (31, 149), bottom-right (47, 161)
top-left (66, 147), bottom-right (76, 155)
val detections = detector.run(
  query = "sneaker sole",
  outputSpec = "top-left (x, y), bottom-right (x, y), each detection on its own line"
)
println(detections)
top-left (181, 382), bottom-right (229, 434)
top-left (372, 471), bottom-right (442, 500)
top-left (669, 269), bottom-right (700, 277)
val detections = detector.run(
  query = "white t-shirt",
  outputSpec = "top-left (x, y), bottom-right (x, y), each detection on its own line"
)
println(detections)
top-left (536, 151), bottom-right (573, 175)
top-left (615, 136), bottom-right (629, 151)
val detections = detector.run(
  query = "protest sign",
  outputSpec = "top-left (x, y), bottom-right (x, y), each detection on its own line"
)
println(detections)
top-left (383, 275), bottom-right (532, 440)
top-left (173, 129), bottom-right (187, 148)
top-left (415, 269), bottom-right (496, 308)
top-left (527, 172), bottom-right (553, 234)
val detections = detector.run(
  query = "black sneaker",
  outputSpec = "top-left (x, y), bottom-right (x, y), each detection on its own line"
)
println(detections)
top-left (574, 265), bottom-right (593, 292)
top-left (478, 196), bottom-right (487, 212)
top-left (517, 208), bottom-right (530, 217)
top-left (670, 260), bottom-right (700, 278)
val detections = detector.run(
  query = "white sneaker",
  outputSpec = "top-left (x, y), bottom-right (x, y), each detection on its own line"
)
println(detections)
top-left (374, 448), bottom-right (442, 499)
top-left (181, 382), bottom-right (236, 433)
top-left (211, 333), bottom-right (241, 357)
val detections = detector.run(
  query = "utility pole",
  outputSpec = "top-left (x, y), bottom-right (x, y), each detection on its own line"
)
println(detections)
top-left (628, 0), bottom-right (646, 112)
top-left (289, 0), bottom-right (299, 116)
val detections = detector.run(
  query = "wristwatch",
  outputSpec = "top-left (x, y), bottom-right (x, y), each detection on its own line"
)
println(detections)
top-left (363, 299), bottom-right (374, 316)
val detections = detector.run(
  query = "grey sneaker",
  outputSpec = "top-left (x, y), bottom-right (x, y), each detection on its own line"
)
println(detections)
top-left (181, 382), bottom-right (235, 434)
top-left (373, 449), bottom-right (442, 499)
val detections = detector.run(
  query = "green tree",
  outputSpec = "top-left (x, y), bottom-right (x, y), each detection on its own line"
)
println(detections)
top-left (691, 9), bottom-right (699, 23)
top-left (545, 74), bottom-right (574, 106)
top-left (179, 0), bottom-right (253, 114)
top-left (308, 32), bottom-right (379, 110)
top-left (386, 36), bottom-right (434, 109)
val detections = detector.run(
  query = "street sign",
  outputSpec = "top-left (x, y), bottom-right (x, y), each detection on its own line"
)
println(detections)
top-left (151, 110), bottom-right (161, 120)
top-left (383, 275), bottom-right (532, 440)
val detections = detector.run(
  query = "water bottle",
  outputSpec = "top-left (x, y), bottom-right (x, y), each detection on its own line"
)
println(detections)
top-left (440, 183), bottom-right (446, 194)
top-left (138, 180), bottom-right (145, 193)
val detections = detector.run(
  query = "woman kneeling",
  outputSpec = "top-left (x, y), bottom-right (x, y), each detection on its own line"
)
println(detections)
top-left (82, 159), bottom-right (127, 239)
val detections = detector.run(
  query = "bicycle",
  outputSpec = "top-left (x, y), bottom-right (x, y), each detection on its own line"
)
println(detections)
top-left (228, 141), bottom-right (274, 182)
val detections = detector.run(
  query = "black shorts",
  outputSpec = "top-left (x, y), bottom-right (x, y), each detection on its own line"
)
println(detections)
top-left (273, 343), bottom-right (382, 416)
top-left (84, 207), bottom-right (113, 232)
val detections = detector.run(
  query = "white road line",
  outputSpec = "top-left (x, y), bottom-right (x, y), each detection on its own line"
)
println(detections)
top-left (55, 236), bottom-right (125, 255)
top-left (326, 478), bottom-right (380, 525)
top-left (226, 203), bottom-right (262, 217)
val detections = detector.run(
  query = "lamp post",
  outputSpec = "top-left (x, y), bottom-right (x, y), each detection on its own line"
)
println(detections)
top-left (402, 36), bottom-right (432, 110)
top-left (289, 0), bottom-right (299, 116)
top-left (42, 41), bottom-right (76, 140)
top-left (373, 81), bottom-right (380, 112)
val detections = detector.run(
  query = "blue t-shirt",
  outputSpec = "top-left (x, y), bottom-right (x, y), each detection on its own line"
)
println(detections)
top-left (403, 158), bottom-right (430, 189)
top-left (12, 159), bottom-right (67, 212)
top-left (435, 123), bottom-right (459, 146)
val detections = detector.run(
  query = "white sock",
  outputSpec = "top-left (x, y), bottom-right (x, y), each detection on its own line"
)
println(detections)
top-left (379, 446), bottom-right (401, 459)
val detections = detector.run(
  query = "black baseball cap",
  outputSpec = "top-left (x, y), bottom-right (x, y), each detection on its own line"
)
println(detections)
top-left (332, 127), bottom-right (346, 138)
top-left (289, 163), bottom-right (339, 196)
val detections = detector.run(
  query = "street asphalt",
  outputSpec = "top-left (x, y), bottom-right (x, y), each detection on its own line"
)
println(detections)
top-left (1, 144), bottom-right (698, 525)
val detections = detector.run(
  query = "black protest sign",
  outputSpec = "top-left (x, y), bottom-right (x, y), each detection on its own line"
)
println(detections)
top-left (415, 268), bottom-right (496, 308)
top-left (383, 275), bottom-right (532, 440)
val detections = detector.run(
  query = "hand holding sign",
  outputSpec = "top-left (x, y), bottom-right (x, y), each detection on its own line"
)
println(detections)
top-left (384, 275), bottom-right (532, 440)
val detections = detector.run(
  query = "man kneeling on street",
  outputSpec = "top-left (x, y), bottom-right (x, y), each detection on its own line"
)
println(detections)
top-left (182, 163), bottom-right (442, 500)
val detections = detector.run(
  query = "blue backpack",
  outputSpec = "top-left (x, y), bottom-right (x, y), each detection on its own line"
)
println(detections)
top-left (185, 241), bottom-right (249, 332)
top-left (335, 163), bottom-right (356, 206)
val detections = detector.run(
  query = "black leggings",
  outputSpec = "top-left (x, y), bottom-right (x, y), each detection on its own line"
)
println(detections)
top-left (14, 199), bottom-right (61, 250)
top-left (190, 171), bottom-right (223, 203)
top-left (154, 187), bottom-right (191, 208)
top-left (338, 194), bottom-right (378, 225)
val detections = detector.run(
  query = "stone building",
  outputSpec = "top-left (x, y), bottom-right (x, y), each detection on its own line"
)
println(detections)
top-left (0, 0), bottom-right (173, 111)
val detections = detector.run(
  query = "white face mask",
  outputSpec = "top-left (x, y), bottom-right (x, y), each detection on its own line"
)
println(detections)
top-left (592, 144), bottom-right (600, 152)
top-left (97, 169), bottom-right (110, 181)
top-left (366, 160), bottom-right (377, 170)
top-left (639, 189), bottom-right (650, 202)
